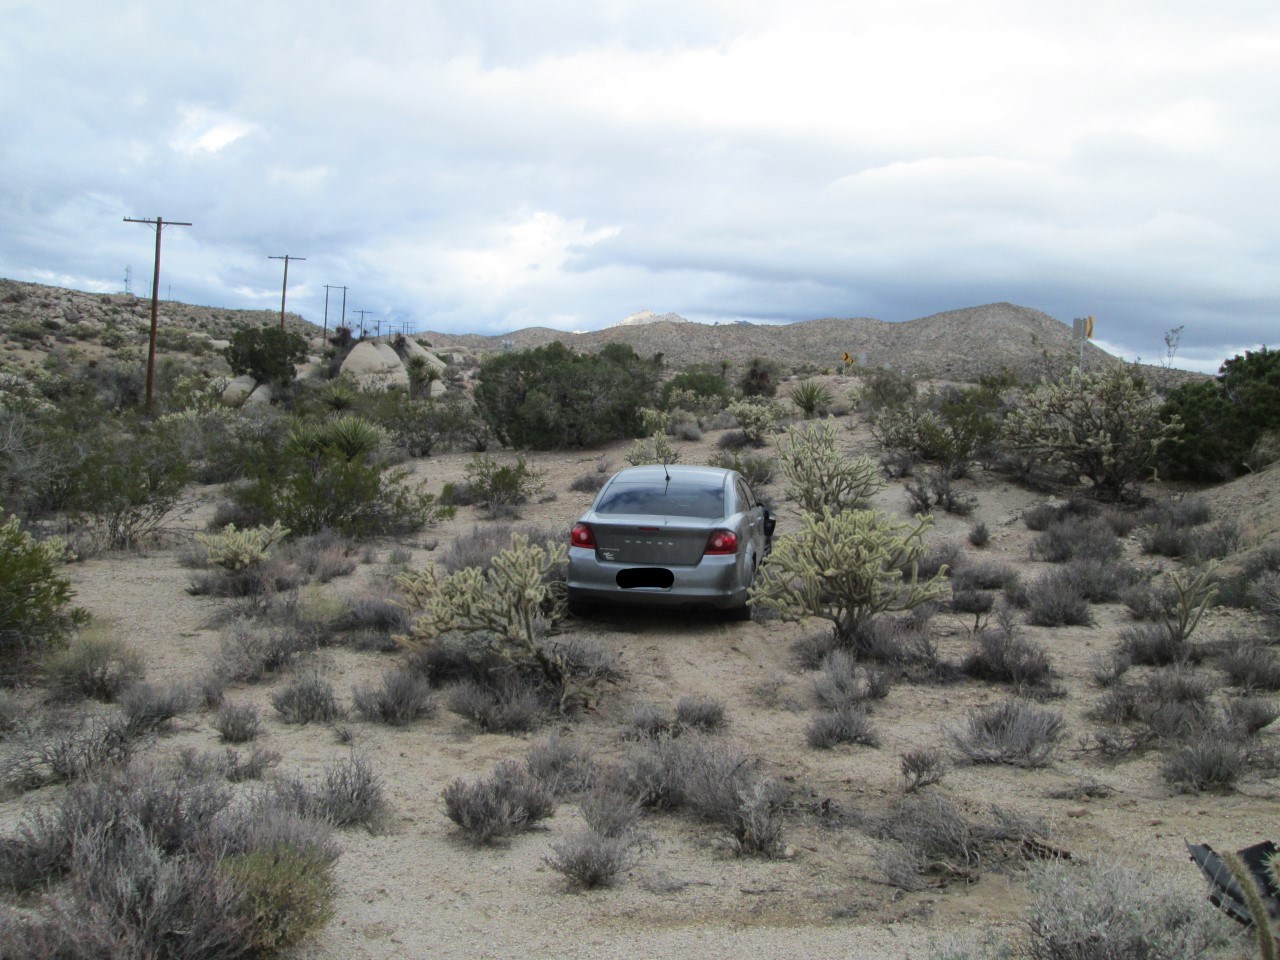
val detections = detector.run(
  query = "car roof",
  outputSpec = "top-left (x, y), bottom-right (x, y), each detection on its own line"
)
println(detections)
top-left (607, 465), bottom-right (734, 486)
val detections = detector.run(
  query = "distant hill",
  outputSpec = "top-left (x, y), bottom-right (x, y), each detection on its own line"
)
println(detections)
top-left (0, 278), bottom-right (320, 344)
top-left (0, 278), bottom-right (1200, 386)
top-left (422, 302), bottom-right (1167, 383)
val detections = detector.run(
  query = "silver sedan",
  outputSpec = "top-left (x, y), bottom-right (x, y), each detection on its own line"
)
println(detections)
top-left (566, 465), bottom-right (775, 620)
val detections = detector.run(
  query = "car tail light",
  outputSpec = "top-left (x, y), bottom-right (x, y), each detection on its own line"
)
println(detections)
top-left (571, 522), bottom-right (596, 549)
top-left (704, 529), bottom-right (739, 555)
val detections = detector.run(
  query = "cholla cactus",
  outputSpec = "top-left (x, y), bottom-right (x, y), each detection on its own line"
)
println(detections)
top-left (398, 535), bottom-right (573, 701)
top-left (638, 408), bottom-right (670, 436)
top-left (626, 433), bottom-right (680, 467)
top-left (196, 522), bottom-right (289, 572)
top-left (749, 508), bottom-right (949, 647)
top-left (1001, 367), bottom-right (1179, 500)
top-left (779, 422), bottom-right (883, 515)
top-left (728, 397), bottom-right (783, 446)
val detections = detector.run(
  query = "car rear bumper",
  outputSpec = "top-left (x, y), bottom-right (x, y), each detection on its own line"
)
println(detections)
top-left (567, 547), bottom-right (748, 611)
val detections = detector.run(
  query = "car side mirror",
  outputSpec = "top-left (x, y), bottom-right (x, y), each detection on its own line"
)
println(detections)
top-left (763, 509), bottom-right (776, 537)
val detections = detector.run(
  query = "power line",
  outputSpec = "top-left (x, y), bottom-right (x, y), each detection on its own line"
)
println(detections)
top-left (123, 215), bottom-right (191, 413)
top-left (268, 254), bottom-right (305, 329)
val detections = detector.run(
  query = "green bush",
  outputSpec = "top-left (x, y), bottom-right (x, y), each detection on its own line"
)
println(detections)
top-left (375, 393), bottom-right (490, 457)
top-left (857, 367), bottom-right (917, 412)
top-left (60, 415), bottom-right (193, 550)
top-left (461, 454), bottom-right (546, 511)
top-left (473, 342), bottom-right (659, 449)
top-left (871, 384), bottom-right (1005, 478)
top-left (232, 417), bottom-right (452, 536)
top-left (1161, 346), bottom-right (1280, 480)
top-left (661, 367), bottom-right (730, 412)
top-left (220, 844), bottom-right (336, 954)
top-left (737, 357), bottom-right (782, 398)
top-left (0, 517), bottom-right (85, 671)
top-left (223, 325), bottom-right (309, 387)
top-left (1001, 366), bottom-right (1176, 500)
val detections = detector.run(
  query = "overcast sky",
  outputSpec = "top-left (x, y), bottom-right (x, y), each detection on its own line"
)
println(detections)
top-left (2, 1), bottom-right (1277, 373)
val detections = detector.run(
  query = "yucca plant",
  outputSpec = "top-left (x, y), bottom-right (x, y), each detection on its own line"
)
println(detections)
top-left (789, 380), bottom-right (834, 419)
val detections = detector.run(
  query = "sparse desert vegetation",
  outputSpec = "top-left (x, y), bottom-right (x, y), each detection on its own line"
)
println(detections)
top-left (1, 283), bottom-right (1277, 958)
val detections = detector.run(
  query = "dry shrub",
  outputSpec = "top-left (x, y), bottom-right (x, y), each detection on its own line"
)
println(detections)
top-left (212, 702), bottom-right (260, 743)
top-left (352, 667), bottom-right (435, 726)
top-left (1017, 570), bottom-right (1094, 627)
top-left (674, 695), bottom-right (727, 733)
top-left (545, 828), bottom-right (639, 889)
top-left (578, 768), bottom-right (643, 837)
top-left (1031, 515), bottom-right (1121, 563)
top-left (962, 619), bottom-right (1053, 690)
top-left (117, 681), bottom-right (191, 736)
top-left (44, 634), bottom-right (145, 703)
top-left (525, 732), bottom-right (597, 797)
top-left (446, 676), bottom-right (549, 733)
top-left (872, 792), bottom-right (1042, 888)
top-left (1160, 736), bottom-right (1246, 793)
top-left (213, 620), bottom-right (309, 685)
top-left (624, 733), bottom-right (787, 856)
top-left (1218, 637), bottom-right (1280, 691)
top-left (271, 665), bottom-right (344, 725)
top-left (441, 759), bottom-right (557, 846)
top-left (806, 707), bottom-right (881, 749)
top-left (900, 747), bottom-right (949, 792)
top-left (950, 700), bottom-right (1065, 768)
top-left (274, 754), bottom-right (390, 830)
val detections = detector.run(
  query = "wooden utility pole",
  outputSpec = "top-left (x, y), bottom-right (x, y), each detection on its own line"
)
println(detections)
top-left (323, 284), bottom-right (347, 343)
top-left (353, 309), bottom-right (372, 338)
top-left (269, 254), bottom-right (305, 329)
top-left (124, 215), bottom-right (191, 414)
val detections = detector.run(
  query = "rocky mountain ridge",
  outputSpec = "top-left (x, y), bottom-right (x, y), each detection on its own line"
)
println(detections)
top-left (1, 278), bottom-right (1198, 385)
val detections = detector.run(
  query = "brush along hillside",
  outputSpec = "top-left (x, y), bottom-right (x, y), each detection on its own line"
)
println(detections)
top-left (1, 278), bottom-right (1278, 960)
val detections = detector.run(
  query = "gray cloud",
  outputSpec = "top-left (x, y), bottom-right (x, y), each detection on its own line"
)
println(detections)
top-left (1, 0), bottom-right (1277, 373)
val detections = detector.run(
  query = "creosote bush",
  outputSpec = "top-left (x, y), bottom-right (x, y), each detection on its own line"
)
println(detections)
top-left (1, 516), bottom-right (86, 673)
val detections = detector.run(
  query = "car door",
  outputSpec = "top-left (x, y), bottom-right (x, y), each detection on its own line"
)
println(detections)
top-left (733, 476), bottom-right (766, 572)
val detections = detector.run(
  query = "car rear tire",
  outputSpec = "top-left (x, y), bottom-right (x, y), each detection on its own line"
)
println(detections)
top-left (724, 603), bottom-right (752, 622)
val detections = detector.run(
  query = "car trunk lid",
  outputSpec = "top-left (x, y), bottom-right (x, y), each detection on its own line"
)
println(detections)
top-left (589, 517), bottom-right (712, 566)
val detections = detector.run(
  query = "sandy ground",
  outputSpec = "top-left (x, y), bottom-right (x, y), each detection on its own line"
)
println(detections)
top-left (10, 402), bottom-right (1280, 959)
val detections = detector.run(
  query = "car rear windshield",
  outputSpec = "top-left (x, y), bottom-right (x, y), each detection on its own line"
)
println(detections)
top-left (596, 481), bottom-right (725, 519)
